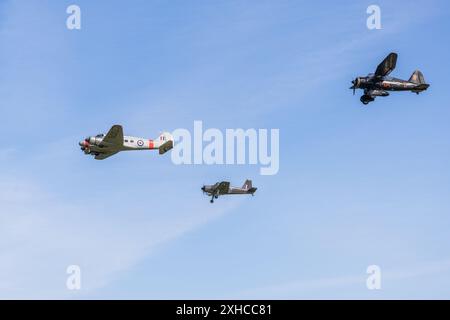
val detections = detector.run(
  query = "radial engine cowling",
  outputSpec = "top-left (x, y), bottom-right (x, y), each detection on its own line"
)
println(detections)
top-left (88, 136), bottom-right (103, 146)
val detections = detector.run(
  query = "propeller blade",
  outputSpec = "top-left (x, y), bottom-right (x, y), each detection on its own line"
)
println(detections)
top-left (351, 78), bottom-right (358, 95)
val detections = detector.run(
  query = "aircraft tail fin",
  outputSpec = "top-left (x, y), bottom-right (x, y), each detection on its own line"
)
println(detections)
top-left (157, 131), bottom-right (173, 155)
top-left (242, 179), bottom-right (252, 190)
top-left (409, 70), bottom-right (426, 84)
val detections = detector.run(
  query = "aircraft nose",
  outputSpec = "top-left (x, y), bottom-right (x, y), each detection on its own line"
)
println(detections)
top-left (351, 77), bottom-right (361, 88)
top-left (79, 140), bottom-right (89, 148)
top-left (201, 186), bottom-right (206, 192)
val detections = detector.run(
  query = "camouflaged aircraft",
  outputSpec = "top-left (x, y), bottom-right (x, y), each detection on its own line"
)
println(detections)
top-left (201, 180), bottom-right (257, 203)
top-left (350, 52), bottom-right (429, 105)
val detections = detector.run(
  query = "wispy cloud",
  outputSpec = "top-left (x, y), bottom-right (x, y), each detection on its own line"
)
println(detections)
top-left (0, 167), bottom-right (241, 298)
top-left (236, 259), bottom-right (450, 299)
top-left (0, 0), bottom-right (446, 299)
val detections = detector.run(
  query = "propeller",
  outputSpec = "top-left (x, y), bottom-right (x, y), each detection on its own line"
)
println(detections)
top-left (79, 137), bottom-right (91, 153)
top-left (350, 78), bottom-right (359, 95)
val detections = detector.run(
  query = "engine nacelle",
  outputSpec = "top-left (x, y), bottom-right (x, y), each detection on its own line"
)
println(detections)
top-left (88, 136), bottom-right (103, 146)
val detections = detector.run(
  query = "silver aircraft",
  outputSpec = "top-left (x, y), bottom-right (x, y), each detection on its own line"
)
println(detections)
top-left (79, 125), bottom-right (173, 160)
top-left (201, 180), bottom-right (257, 203)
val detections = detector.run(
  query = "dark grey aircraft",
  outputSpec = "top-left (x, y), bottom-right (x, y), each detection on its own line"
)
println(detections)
top-left (201, 180), bottom-right (257, 203)
top-left (350, 52), bottom-right (429, 105)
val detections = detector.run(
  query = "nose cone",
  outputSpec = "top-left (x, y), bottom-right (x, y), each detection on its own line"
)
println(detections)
top-left (201, 186), bottom-right (206, 192)
top-left (79, 140), bottom-right (90, 148)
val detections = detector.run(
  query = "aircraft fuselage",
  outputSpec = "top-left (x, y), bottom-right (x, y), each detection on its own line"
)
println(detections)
top-left (80, 135), bottom-right (158, 154)
top-left (354, 76), bottom-right (428, 92)
top-left (201, 180), bottom-right (257, 203)
top-left (201, 184), bottom-right (254, 195)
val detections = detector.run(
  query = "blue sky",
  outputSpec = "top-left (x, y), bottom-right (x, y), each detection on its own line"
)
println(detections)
top-left (1, 0), bottom-right (450, 299)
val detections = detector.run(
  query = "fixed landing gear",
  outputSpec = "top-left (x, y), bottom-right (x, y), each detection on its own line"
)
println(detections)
top-left (210, 194), bottom-right (219, 203)
top-left (360, 95), bottom-right (374, 105)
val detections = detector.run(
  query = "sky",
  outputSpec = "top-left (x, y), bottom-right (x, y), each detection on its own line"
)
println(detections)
top-left (1, 0), bottom-right (450, 299)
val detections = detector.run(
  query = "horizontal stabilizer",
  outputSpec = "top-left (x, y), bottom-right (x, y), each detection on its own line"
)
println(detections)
top-left (159, 140), bottom-right (173, 155)
top-left (156, 131), bottom-right (173, 155)
top-left (248, 187), bottom-right (257, 194)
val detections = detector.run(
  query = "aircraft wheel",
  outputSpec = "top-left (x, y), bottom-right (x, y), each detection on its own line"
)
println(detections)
top-left (210, 199), bottom-right (214, 203)
top-left (360, 95), bottom-right (371, 105)
top-left (214, 195), bottom-right (218, 199)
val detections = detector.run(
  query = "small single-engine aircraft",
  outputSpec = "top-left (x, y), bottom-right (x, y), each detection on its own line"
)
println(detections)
top-left (350, 52), bottom-right (429, 105)
top-left (201, 180), bottom-right (257, 203)
top-left (79, 125), bottom-right (173, 160)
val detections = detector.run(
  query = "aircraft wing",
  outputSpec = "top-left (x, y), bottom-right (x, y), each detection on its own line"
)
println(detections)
top-left (374, 52), bottom-right (398, 77)
top-left (100, 125), bottom-right (124, 148)
top-left (94, 151), bottom-right (119, 160)
top-left (217, 181), bottom-right (230, 194)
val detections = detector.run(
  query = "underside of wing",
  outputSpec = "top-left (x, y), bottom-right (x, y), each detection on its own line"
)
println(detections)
top-left (95, 151), bottom-right (119, 160)
top-left (375, 52), bottom-right (398, 77)
top-left (217, 181), bottom-right (230, 194)
top-left (101, 125), bottom-right (124, 148)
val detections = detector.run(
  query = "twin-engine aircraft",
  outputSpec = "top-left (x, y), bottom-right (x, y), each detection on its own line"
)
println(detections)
top-left (79, 125), bottom-right (173, 160)
top-left (350, 52), bottom-right (430, 105)
top-left (201, 180), bottom-right (257, 203)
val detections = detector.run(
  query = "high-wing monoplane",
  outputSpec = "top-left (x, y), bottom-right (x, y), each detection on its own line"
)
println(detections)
top-left (350, 52), bottom-right (429, 104)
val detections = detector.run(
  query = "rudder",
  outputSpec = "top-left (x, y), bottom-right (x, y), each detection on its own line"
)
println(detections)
top-left (409, 70), bottom-right (425, 84)
top-left (157, 131), bottom-right (174, 155)
top-left (242, 179), bottom-right (252, 190)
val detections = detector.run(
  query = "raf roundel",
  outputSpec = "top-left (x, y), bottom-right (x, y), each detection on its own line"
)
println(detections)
top-left (137, 140), bottom-right (144, 147)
